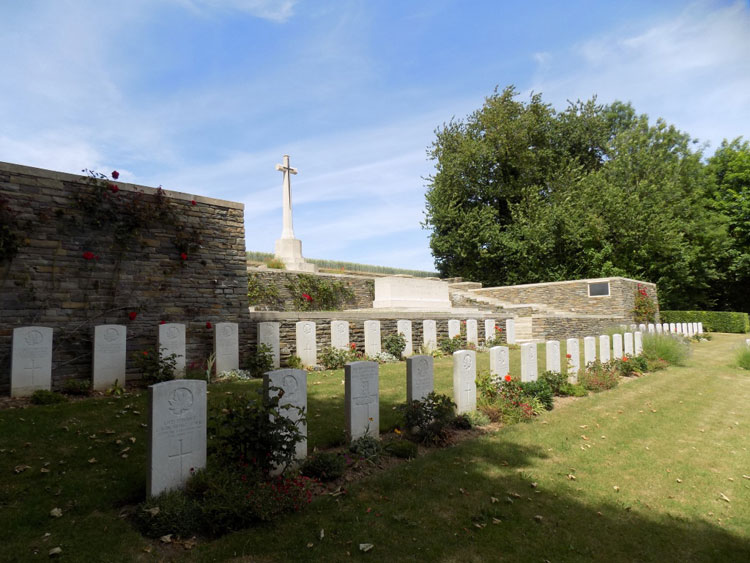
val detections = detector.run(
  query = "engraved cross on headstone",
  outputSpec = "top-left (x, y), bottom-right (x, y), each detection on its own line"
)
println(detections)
top-left (463, 375), bottom-right (474, 405)
top-left (168, 438), bottom-right (193, 478)
top-left (275, 154), bottom-right (298, 240)
top-left (25, 359), bottom-right (42, 385)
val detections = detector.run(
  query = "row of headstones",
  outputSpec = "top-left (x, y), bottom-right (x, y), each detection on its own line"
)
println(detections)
top-left (640, 321), bottom-right (703, 336)
top-left (260, 317), bottom-right (518, 368)
top-left (7, 323), bottom-right (240, 397)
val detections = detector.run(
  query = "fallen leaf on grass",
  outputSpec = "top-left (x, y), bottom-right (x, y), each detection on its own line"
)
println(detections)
top-left (49, 547), bottom-right (62, 557)
top-left (14, 464), bottom-right (31, 474)
top-left (307, 542), bottom-right (314, 548)
top-left (613, 486), bottom-right (620, 492)
top-left (567, 474), bottom-right (576, 481)
top-left (88, 458), bottom-right (97, 464)
top-left (146, 507), bottom-right (160, 517)
top-left (160, 534), bottom-right (172, 544)
top-left (490, 497), bottom-right (499, 504)
top-left (359, 543), bottom-right (374, 552)
top-left (676, 479), bottom-right (682, 483)
top-left (534, 515), bottom-right (543, 523)
top-left (50, 508), bottom-right (62, 518)
top-left (320, 529), bottom-right (325, 540)
top-left (492, 518), bottom-right (502, 524)
top-left (719, 493), bottom-right (730, 503)
top-left (183, 538), bottom-right (197, 550)
top-left (742, 475), bottom-right (750, 480)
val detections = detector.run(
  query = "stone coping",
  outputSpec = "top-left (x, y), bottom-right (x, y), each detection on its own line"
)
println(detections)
top-left (472, 276), bottom-right (656, 291)
top-left (0, 161), bottom-right (243, 210)
top-left (247, 266), bottom-right (377, 280)
top-left (249, 310), bottom-right (510, 321)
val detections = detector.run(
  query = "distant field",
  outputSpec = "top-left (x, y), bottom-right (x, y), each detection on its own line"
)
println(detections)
top-left (246, 251), bottom-right (439, 278)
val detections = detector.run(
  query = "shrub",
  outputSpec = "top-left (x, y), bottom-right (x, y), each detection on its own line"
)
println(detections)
top-left (439, 335), bottom-right (464, 354)
top-left (633, 284), bottom-right (657, 323)
top-left (208, 390), bottom-right (305, 474)
top-left (286, 274), bottom-right (355, 311)
top-left (579, 361), bottom-right (619, 392)
top-left (30, 390), bottom-right (67, 405)
top-left (246, 343), bottom-right (274, 378)
top-left (642, 333), bottom-right (690, 366)
top-left (62, 378), bottom-right (90, 396)
top-left (400, 392), bottom-right (457, 446)
top-left (660, 310), bottom-right (749, 333)
top-left (478, 377), bottom-right (537, 424)
top-left (384, 439), bottom-right (418, 459)
top-left (647, 357), bottom-right (670, 371)
top-left (349, 434), bottom-right (382, 461)
top-left (559, 383), bottom-right (588, 397)
top-left (465, 409), bottom-right (491, 426)
top-left (735, 345), bottom-right (750, 370)
top-left (300, 452), bottom-right (346, 481)
top-left (134, 487), bottom-right (202, 538)
top-left (519, 380), bottom-right (554, 411)
top-left (452, 414), bottom-right (473, 429)
top-left (383, 332), bottom-right (407, 358)
top-left (539, 370), bottom-right (567, 395)
top-left (265, 258), bottom-right (286, 269)
top-left (133, 347), bottom-right (177, 384)
top-left (613, 357), bottom-right (638, 377)
top-left (319, 346), bottom-right (353, 370)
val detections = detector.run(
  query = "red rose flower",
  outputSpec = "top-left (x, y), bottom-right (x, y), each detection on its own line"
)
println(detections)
top-left (566, 353), bottom-right (572, 359)
top-left (623, 356), bottom-right (628, 362)
top-left (180, 252), bottom-right (188, 260)
top-left (109, 184), bottom-right (119, 193)
top-left (111, 170), bottom-right (119, 179)
top-left (128, 311), bottom-right (137, 321)
top-left (82, 251), bottom-right (95, 260)
top-left (160, 320), bottom-right (165, 325)
top-left (504, 374), bottom-right (512, 382)
top-left (206, 321), bottom-right (212, 329)
top-left (191, 199), bottom-right (197, 206)
top-left (302, 293), bottom-right (312, 301)
top-left (142, 350), bottom-right (148, 356)
top-left (350, 342), bottom-right (356, 350)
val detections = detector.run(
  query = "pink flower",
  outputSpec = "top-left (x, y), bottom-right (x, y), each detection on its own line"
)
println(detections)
top-left (82, 251), bottom-right (95, 260)
top-left (128, 311), bottom-right (137, 321)
top-left (111, 170), bottom-right (119, 179)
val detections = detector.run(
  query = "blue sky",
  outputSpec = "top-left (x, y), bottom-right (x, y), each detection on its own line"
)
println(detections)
top-left (2, 1), bottom-right (749, 271)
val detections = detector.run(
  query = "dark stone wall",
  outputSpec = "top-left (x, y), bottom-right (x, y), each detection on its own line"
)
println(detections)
top-left (0, 161), bottom-right (252, 393)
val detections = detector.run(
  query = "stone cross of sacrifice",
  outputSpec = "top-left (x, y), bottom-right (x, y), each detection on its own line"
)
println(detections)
top-left (275, 155), bottom-right (298, 240)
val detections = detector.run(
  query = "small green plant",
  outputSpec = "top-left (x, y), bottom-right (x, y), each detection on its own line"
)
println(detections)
top-left (452, 413), bottom-right (473, 429)
top-left (734, 344), bottom-right (750, 370)
top-left (300, 452), bottom-right (346, 481)
top-left (400, 392), bottom-right (457, 446)
top-left (383, 332), bottom-right (407, 358)
top-left (579, 361), bottom-right (620, 392)
top-left (133, 347), bottom-right (177, 384)
top-left (642, 333), bottom-right (690, 366)
top-left (246, 343), bottom-right (275, 378)
top-left (319, 346), bottom-right (354, 370)
top-left (247, 272), bottom-right (284, 309)
top-left (105, 378), bottom-right (126, 396)
top-left (30, 389), bottom-right (67, 405)
top-left (519, 380), bottom-right (555, 410)
top-left (62, 378), bottom-right (91, 396)
top-left (465, 409), bottom-right (491, 426)
top-left (438, 335), bottom-right (464, 354)
top-left (285, 354), bottom-right (303, 369)
top-left (349, 434), bottom-right (382, 461)
top-left (539, 370), bottom-right (567, 395)
top-left (384, 439), bottom-right (418, 459)
top-left (558, 382), bottom-right (588, 397)
top-left (286, 274), bottom-right (355, 311)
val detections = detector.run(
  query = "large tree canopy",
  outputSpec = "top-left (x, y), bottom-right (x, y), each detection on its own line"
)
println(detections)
top-left (424, 86), bottom-right (746, 310)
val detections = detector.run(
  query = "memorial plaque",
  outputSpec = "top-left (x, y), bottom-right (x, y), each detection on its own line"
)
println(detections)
top-left (364, 320), bottom-right (381, 357)
top-left (148, 379), bottom-right (207, 497)
top-left (93, 324), bottom-right (126, 391)
top-left (345, 361), bottom-right (379, 441)
top-left (264, 368), bottom-right (307, 460)
top-left (258, 322), bottom-right (280, 369)
top-left (448, 319), bottom-right (460, 339)
top-left (521, 342), bottom-right (538, 382)
top-left (406, 355), bottom-right (434, 402)
top-left (465, 319), bottom-right (478, 347)
top-left (423, 320), bottom-right (437, 353)
top-left (158, 323), bottom-right (186, 377)
top-left (453, 350), bottom-right (476, 414)
top-left (214, 322), bottom-right (239, 375)
top-left (397, 320), bottom-right (413, 357)
top-left (546, 340), bottom-right (561, 374)
top-left (296, 321), bottom-right (317, 367)
top-left (566, 338), bottom-right (580, 383)
top-left (584, 336), bottom-right (597, 366)
top-left (331, 321), bottom-right (350, 351)
top-left (11, 326), bottom-right (53, 397)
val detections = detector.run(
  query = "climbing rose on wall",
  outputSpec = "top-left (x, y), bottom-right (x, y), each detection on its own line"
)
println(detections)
top-left (128, 311), bottom-right (137, 321)
top-left (191, 199), bottom-right (197, 206)
top-left (111, 170), bottom-right (119, 179)
top-left (180, 252), bottom-right (188, 260)
top-left (206, 321), bottom-right (212, 329)
top-left (109, 184), bottom-right (119, 193)
top-left (302, 293), bottom-right (312, 301)
top-left (82, 251), bottom-right (95, 260)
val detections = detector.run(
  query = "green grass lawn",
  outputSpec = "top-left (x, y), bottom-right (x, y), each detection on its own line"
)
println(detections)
top-left (1, 334), bottom-right (749, 561)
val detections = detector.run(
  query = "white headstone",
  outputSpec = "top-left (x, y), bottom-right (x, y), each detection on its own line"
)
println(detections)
top-left (92, 324), bottom-right (126, 391)
top-left (331, 320), bottom-right (350, 351)
top-left (670, 323), bottom-right (677, 333)
top-left (397, 320), bottom-right (413, 357)
top-left (634, 331), bottom-right (643, 355)
top-left (484, 319), bottom-right (496, 343)
top-left (465, 319), bottom-right (478, 347)
top-left (639, 324), bottom-right (647, 333)
top-left (599, 335), bottom-right (611, 363)
top-left (545, 340), bottom-right (561, 374)
top-left (345, 361), bottom-right (379, 441)
top-left (214, 322), bottom-right (239, 375)
top-left (11, 326), bottom-right (53, 397)
top-left (630, 323), bottom-right (637, 331)
top-left (681, 322), bottom-right (688, 335)
top-left (647, 324), bottom-right (655, 334)
top-left (612, 333), bottom-right (623, 360)
top-left (746, 339), bottom-right (750, 347)
top-left (520, 343), bottom-right (538, 382)
top-left (264, 368), bottom-right (307, 460)
top-left (506, 319), bottom-right (516, 345)
top-left (448, 319), bottom-right (460, 339)
top-left (158, 323), bottom-right (186, 377)
top-left (258, 322), bottom-right (281, 369)
top-left (147, 379), bottom-right (207, 497)
top-left (489, 346), bottom-right (510, 382)
top-left (406, 355), bottom-right (434, 402)
top-left (655, 323), bottom-right (662, 334)
top-left (453, 350), bottom-right (476, 414)
top-left (624, 332), bottom-right (634, 356)
top-left (364, 320), bottom-right (381, 357)
top-left (662, 323), bottom-right (669, 333)
top-left (566, 338), bottom-right (580, 383)
top-left (295, 321), bottom-right (317, 367)
top-left (584, 336), bottom-right (596, 366)
top-left (423, 320), bottom-right (437, 352)
top-left (698, 322), bottom-right (703, 334)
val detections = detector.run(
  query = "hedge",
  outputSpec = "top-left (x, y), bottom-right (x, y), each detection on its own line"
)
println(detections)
top-left (660, 310), bottom-right (749, 333)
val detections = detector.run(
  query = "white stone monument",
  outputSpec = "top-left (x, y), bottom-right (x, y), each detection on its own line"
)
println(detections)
top-left (584, 336), bottom-right (596, 366)
top-left (662, 323), bottom-right (669, 333)
top-left (158, 323), bottom-right (185, 377)
top-left (295, 321), bottom-right (317, 367)
top-left (489, 346), bottom-right (510, 382)
top-left (599, 335), bottom-right (611, 363)
top-left (655, 323), bottom-right (662, 334)
top-left (546, 340), bottom-right (561, 374)
top-left (647, 323), bottom-right (655, 333)
top-left (639, 324), bottom-right (647, 333)
top-left (406, 355), bottom-right (434, 402)
top-left (670, 323), bottom-right (677, 333)
top-left (466, 319), bottom-right (478, 347)
top-left (213, 322), bottom-right (239, 375)
top-left (453, 350), bottom-right (476, 414)
top-left (331, 320), bottom-right (350, 351)
top-left (273, 155), bottom-right (317, 272)
top-left (448, 319), bottom-right (460, 339)
top-left (506, 319), bottom-right (516, 345)
top-left (364, 320), bottom-right (381, 357)
top-left (612, 333), bottom-right (623, 360)
top-left (345, 361), bottom-right (379, 441)
top-left (372, 277), bottom-right (451, 310)
top-left (11, 326), bottom-right (53, 397)
top-left (258, 321), bottom-right (281, 369)
top-left (423, 320), bottom-right (437, 352)
top-left (397, 320), bottom-right (413, 357)
top-left (484, 319), bottom-right (496, 343)
top-left (147, 379), bottom-right (207, 497)
top-left (634, 331), bottom-right (643, 355)
top-left (520, 342), bottom-right (538, 382)
top-left (93, 324), bottom-right (126, 391)
top-left (624, 332), bottom-right (634, 356)
top-left (264, 368), bottom-right (307, 461)
top-left (566, 338), bottom-right (580, 383)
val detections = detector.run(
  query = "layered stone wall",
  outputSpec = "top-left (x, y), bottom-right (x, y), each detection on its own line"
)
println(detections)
top-left (473, 277), bottom-right (659, 322)
top-left (530, 315), bottom-right (628, 341)
top-left (0, 161), bottom-right (252, 393)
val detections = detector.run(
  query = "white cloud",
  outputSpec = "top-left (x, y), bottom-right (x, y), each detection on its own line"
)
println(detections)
top-left (173, 0), bottom-right (298, 22)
